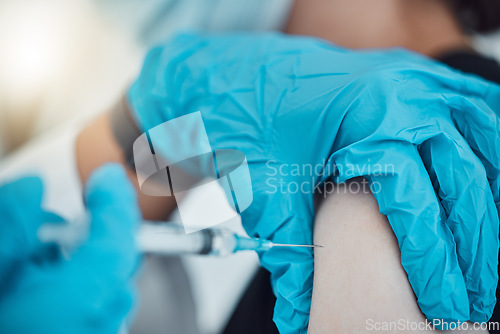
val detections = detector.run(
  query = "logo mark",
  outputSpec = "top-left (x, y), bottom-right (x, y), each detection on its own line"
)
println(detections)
top-left (133, 111), bottom-right (253, 233)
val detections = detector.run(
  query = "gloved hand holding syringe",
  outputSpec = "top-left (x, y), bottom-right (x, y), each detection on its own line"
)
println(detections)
top-left (38, 221), bottom-right (323, 257)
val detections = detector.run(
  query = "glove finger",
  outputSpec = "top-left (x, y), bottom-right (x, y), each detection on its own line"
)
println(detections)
top-left (449, 95), bottom-right (500, 207)
top-left (51, 164), bottom-right (141, 331)
top-left (332, 141), bottom-right (470, 324)
top-left (79, 163), bottom-right (141, 280)
top-left (420, 131), bottom-right (499, 322)
top-left (242, 180), bottom-right (314, 334)
top-left (0, 177), bottom-right (64, 281)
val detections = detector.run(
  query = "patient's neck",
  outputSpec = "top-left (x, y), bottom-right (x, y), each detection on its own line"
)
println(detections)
top-left (285, 0), bottom-right (469, 58)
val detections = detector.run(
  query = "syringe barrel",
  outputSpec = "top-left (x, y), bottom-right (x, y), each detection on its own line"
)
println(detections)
top-left (138, 223), bottom-right (215, 255)
top-left (39, 221), bottom-right (240, 256)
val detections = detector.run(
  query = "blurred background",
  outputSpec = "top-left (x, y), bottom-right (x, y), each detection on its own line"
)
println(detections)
top-left (0, 0), bottom-right (293, 156)
top-left (0, 0), bottom-right (138, 155)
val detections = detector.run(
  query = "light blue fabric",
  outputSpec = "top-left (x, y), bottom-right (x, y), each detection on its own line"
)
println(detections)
top-left (129, 33), bottom-right (500, 333)
top-left (0, 164), bottom-right (140, 334)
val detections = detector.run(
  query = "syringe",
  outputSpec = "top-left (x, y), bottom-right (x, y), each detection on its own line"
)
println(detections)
top-left (38, 222), bottom-right (322, 256)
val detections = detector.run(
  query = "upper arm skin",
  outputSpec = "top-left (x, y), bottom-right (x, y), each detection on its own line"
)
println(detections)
top-left (308, 178), bottom-right (487, 334)
top-left (75, 111), bottom-right (177, 220)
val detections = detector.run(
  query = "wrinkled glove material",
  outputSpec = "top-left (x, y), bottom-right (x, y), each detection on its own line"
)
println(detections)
top-left (129, 33), bottom-right (500, 333)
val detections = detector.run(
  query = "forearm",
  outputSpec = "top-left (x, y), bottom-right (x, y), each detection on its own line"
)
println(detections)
top-left (75, 109), bottom-right (176, 220)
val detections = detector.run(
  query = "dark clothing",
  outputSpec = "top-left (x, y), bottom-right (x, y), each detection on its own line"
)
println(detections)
top-left (223, 50), bottom-right (500, 334)
top-left (438, 50), bottom-right (500, 85)
top-left (222, 268), bottom-right (278, 334)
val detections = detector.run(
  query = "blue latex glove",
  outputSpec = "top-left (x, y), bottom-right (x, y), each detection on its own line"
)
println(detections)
top-left (0, 164), bottom-right (140, 334)
top-left (128, 33), bottom-right (500, 332)
top-left (0, 176), bottom-right (62, 285)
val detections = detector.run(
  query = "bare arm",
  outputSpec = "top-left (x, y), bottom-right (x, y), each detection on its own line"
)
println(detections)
top-left (308, 178), bottom-right (487, 333)
top-left (75, 111), bottom-right (177, 220)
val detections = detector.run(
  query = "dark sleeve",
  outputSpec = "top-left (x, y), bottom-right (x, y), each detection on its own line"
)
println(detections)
top-left (222, 267), bottom-right (279, 334)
